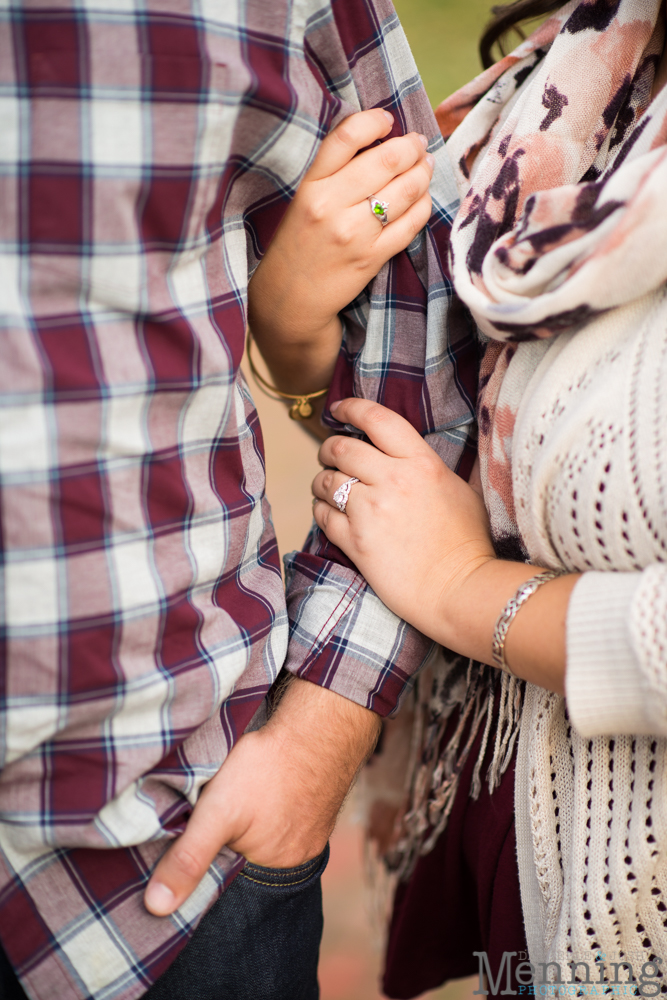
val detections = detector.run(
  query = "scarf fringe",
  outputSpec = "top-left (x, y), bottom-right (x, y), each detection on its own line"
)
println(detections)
top-left (383, 652), bottom-right (524, 882)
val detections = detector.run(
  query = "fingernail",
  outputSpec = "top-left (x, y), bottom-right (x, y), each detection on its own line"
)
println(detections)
top-left (425, 153), bottom-right (435, 170)
top-left (329, 400), bottom-right (341, 414)
top-left (145, 882), bottom-right (177, 916)
top-left (382, 109), bottom-right (394, 124)
top-left (417, 133), bottom-right (429, 149)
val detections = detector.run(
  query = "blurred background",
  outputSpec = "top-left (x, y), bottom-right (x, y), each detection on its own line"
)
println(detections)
top-left (244, 1), bottom-right (494, 996)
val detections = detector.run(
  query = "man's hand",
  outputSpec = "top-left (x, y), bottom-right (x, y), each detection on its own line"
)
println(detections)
top-left (143, 678), bottom-right (380, 917)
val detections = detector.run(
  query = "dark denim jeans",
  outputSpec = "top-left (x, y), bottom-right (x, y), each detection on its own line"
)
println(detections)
top-left (0, 846), bottom-right (329, 1000)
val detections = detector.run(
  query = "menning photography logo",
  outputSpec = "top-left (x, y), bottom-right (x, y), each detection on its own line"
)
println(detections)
top-left (473, 950), bottom-right (664, 997)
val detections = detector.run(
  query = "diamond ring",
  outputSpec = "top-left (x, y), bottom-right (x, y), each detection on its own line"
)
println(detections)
top-left (332, 477), bottom-right (360, 514)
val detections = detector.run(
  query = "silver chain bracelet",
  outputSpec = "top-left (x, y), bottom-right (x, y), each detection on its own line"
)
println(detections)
top-left (492, 569), bottom-right (563, 676)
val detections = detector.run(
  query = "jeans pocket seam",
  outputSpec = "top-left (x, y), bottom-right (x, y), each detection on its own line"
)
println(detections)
top-left (243, 857), bottom-right (320, 878)
top-left (239, 870), bottom-right (317, 888)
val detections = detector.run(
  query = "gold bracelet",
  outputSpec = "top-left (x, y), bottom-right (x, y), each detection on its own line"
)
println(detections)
top-left (246, 333), bottom-right (329, 420)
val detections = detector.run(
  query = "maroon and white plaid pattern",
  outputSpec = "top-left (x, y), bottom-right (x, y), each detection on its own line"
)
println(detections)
top-left (0, 1), bottom-right (476, 997)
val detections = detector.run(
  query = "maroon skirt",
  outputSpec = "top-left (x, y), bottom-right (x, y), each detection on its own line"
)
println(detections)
top-left (383, 702), bottom-right (527, 999)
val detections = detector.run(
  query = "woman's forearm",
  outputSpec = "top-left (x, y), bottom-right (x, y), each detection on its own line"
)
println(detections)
top-left (248, 307), bottom-right (343, 398)
top-left (247, 284), bottom-right (343, 441)
top-left (429, 559), bottom-right (581, 696)
top-left (247, 224), bottom-right (344, 396)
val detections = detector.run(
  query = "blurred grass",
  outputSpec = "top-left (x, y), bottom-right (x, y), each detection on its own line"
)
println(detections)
top-left (393, 0), bottom-right (492, 106)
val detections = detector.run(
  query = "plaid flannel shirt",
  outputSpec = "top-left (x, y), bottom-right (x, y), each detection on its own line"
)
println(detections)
top-left (0, 0), bottom-right (476, 997)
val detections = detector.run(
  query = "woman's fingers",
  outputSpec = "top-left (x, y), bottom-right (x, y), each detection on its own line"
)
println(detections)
top-left (305, 109), bottom-right (394, 182)
top-left (317, 433), bottom-right (389, 484)
top-left (374, 191), bottom-right (433, 259)
top-left (331, 131), bottom-right (429, 205)
top-left (312, 494), bottom-right (352, 549)
top-left (372, 154), bottom-right (434, 225)
top-left (347, 156), bottom-right (433, 246)
top-left (328, 399), bottom-right (431, 460)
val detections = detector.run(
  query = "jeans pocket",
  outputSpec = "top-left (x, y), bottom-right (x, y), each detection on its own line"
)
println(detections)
top-left (238, 844), bottom-right (329, 891)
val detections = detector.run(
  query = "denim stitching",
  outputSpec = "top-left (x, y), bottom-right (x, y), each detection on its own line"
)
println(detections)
top-left (243, 859), bottom-right (320, 878)
top-left (239, 870), bottom-right (317, 888)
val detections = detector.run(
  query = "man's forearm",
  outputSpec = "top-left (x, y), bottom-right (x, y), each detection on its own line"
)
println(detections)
top-left (270, 676), bottom-right (382, 799)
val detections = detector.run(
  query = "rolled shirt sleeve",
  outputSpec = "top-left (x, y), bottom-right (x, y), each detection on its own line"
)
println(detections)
top-left (284, 548), bottom-right (433, 716)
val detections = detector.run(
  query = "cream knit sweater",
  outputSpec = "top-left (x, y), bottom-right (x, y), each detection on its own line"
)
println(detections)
top-left (506, 286), bottom-right (667, 979)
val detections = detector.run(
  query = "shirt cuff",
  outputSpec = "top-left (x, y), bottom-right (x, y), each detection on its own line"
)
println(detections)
top-left (284, 550), bottom-right (432, 717)
top-left (566, 571), bottom-right (651, 737)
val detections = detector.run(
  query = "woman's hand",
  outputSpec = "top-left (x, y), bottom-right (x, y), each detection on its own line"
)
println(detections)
top-left (250, 109), bottom-right (434, 348)
top-left (312, 398), bottom-right (579, 693)
top-left (312, 398), bottom-right (495, 651)
top-left (247, 109), bottom-right (434, 407)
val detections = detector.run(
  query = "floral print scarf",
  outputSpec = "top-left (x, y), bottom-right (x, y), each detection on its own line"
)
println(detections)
top-left (441, 0), bottom-right (667, 555)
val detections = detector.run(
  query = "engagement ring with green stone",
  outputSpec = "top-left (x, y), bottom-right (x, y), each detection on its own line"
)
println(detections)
top-left (368, 196), bottom-right (389, 226)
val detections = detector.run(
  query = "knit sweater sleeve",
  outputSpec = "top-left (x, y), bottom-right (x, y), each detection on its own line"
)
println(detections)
top-left (565, 567), bottom-right (667, 737)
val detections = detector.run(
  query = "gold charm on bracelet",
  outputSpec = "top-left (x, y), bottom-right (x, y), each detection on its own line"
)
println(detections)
top-left (289, 398), bottom-right (314, 419)
top-left (246, 332), bottom-right (329, 421)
